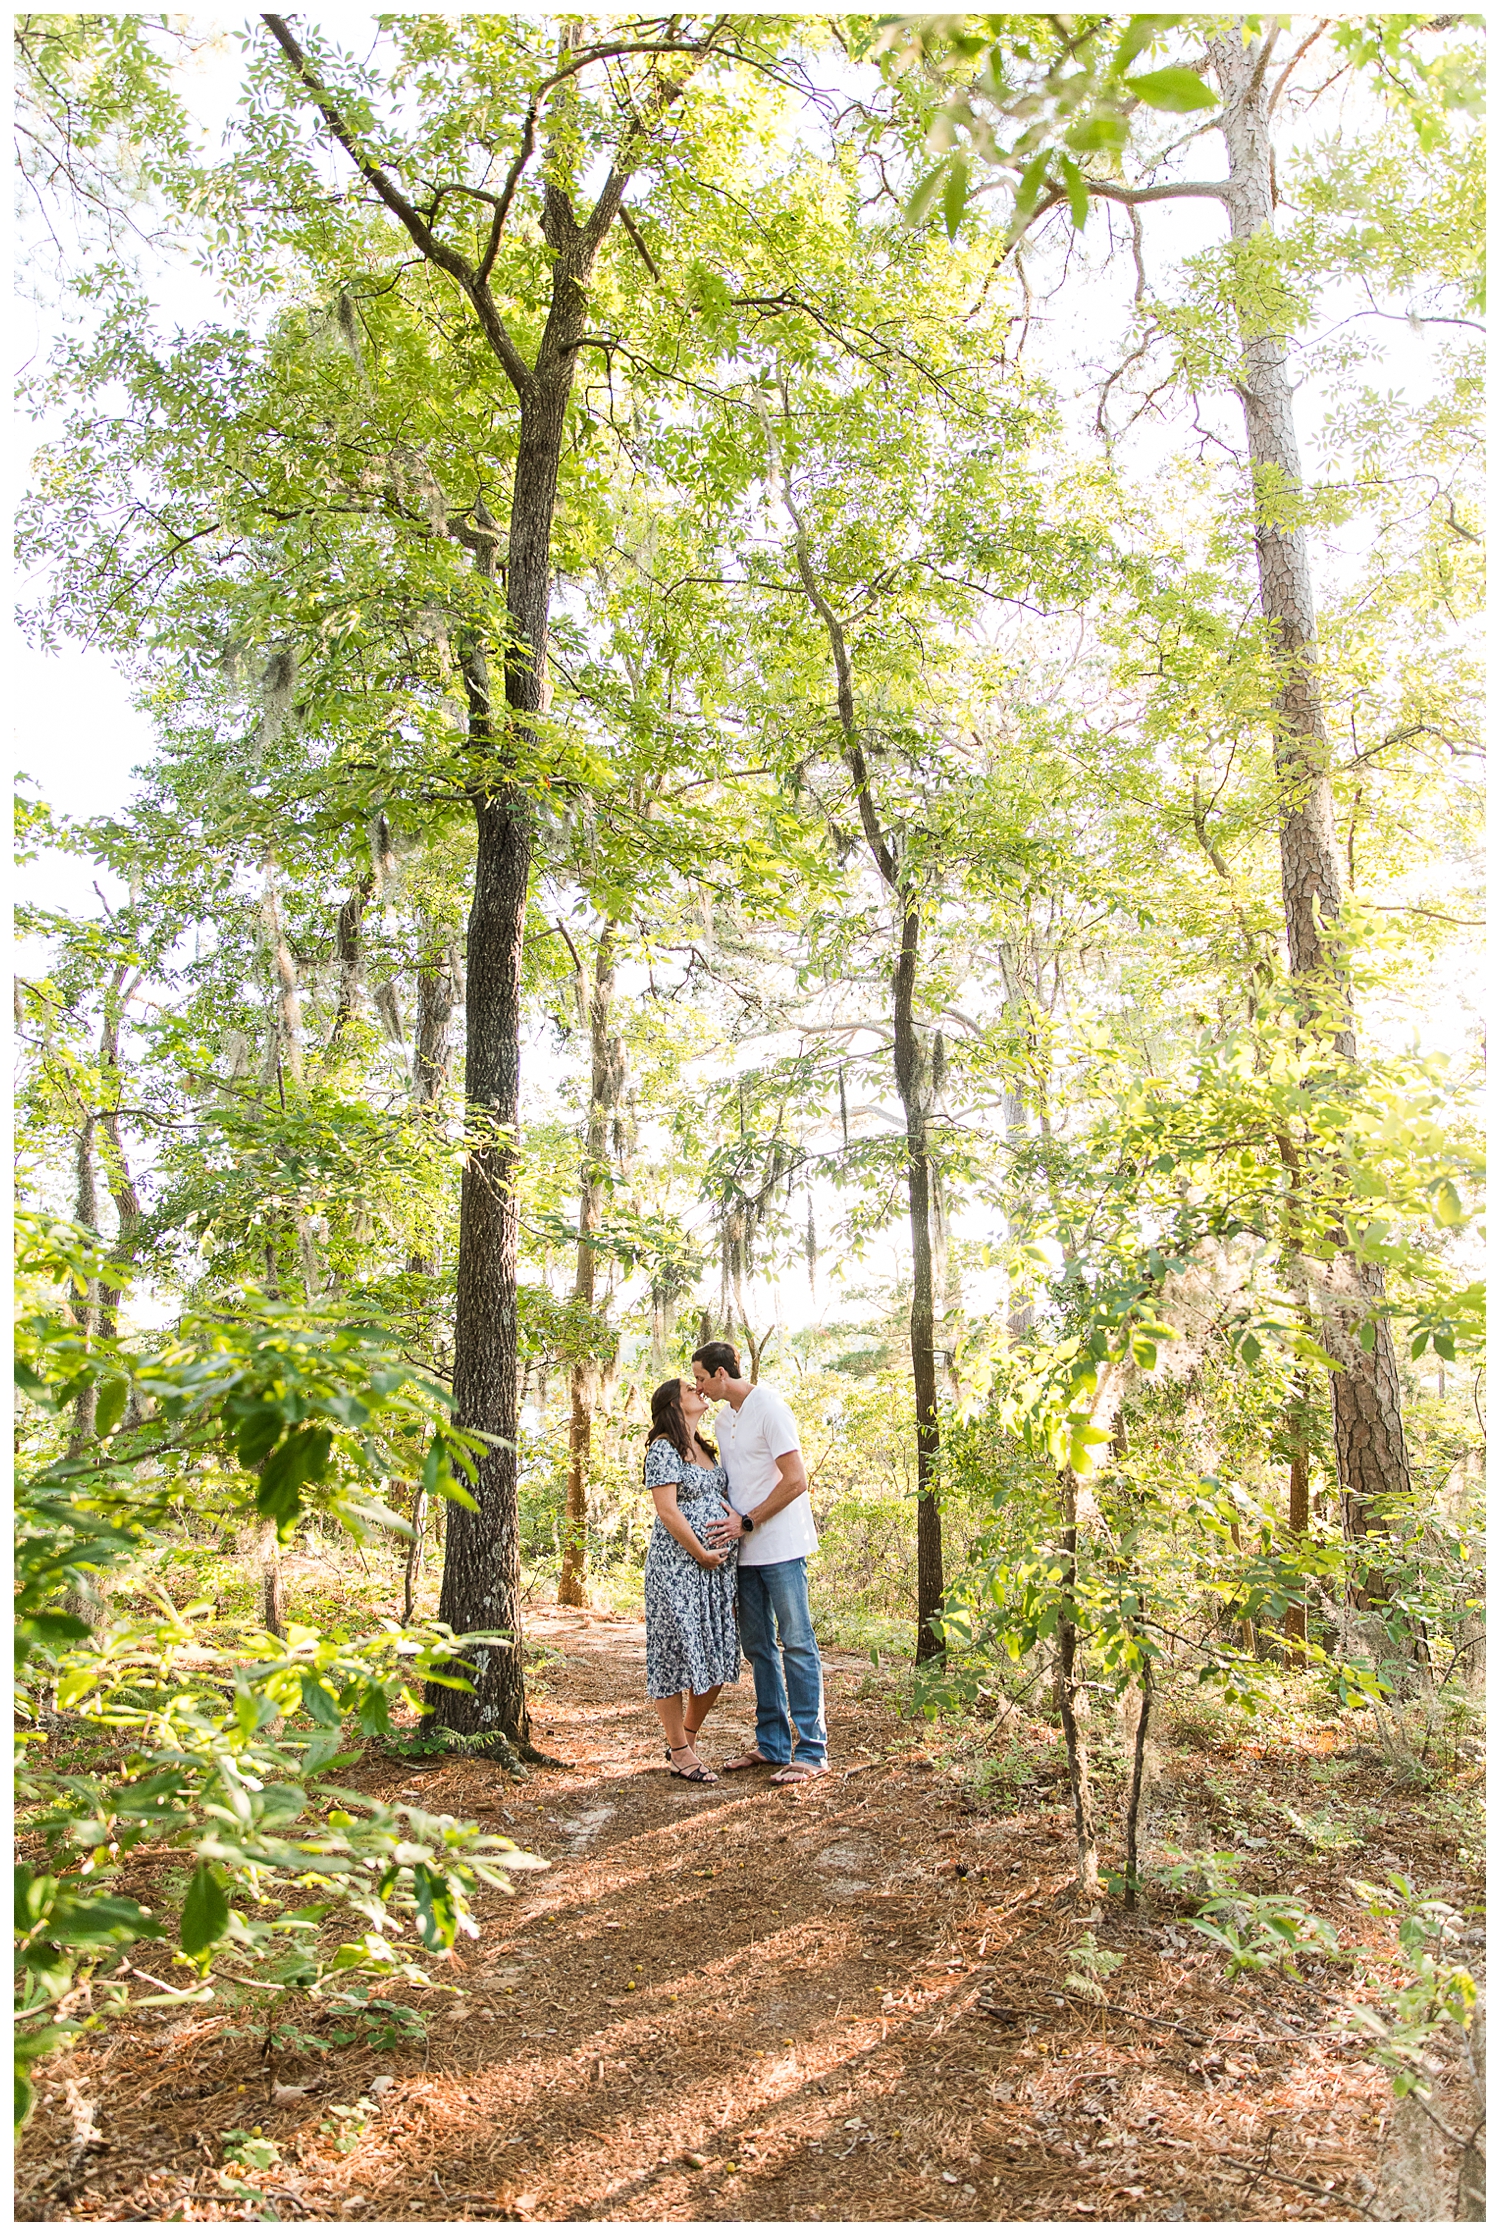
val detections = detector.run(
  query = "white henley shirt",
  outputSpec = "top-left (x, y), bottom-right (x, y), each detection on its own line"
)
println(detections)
top-left (715, 1382), bottom-right (818, 1568)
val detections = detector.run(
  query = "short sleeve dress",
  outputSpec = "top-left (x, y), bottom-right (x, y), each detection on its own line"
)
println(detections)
top-left (642, 1439), bottom-right (742, 1701)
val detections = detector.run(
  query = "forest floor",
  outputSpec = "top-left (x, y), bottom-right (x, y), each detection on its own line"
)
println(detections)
top-left (17, 1601), bottom-right (1485, 2225)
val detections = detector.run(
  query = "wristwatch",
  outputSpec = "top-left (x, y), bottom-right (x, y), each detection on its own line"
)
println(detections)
top-left (739, 1513), bottom-right (755, 1534)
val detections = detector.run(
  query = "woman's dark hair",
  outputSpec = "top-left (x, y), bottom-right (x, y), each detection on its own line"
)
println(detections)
top-left (646, 1377), bottom-right (716, 1465)
top-left (691, 1339), bottom-right (740, 1381)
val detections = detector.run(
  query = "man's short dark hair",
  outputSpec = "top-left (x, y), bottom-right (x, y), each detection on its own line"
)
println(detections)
top-left (692, 1340), bottom-right (741, 1379)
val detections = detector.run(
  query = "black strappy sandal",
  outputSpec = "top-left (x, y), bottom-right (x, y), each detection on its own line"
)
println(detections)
top-left (664, 1721), bottom-right (704, 1763)
top-left (668, 1743), bottom-right (717, 1784)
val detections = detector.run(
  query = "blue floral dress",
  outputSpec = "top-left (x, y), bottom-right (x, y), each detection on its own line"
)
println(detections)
top-left (642, 1439), bottom-right (742, 1700)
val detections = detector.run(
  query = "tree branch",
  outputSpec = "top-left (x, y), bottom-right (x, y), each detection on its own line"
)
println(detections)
top-left (753, 389), bottom-right (900, 890)
top-left (1086, 178), bottom-right (1232, 208)
top-left (619, 201), bottom-right (662, 282)
top-left (259, 14), bottom-right (534, 396)
top-left (1267, 23), bottom-right (1331, 117)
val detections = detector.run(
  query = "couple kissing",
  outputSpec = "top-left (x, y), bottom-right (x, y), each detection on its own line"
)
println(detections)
top-left (641, 1341), bottom-right (827, 1787)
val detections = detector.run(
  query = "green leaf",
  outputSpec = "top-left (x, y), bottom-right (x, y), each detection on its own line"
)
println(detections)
top-left (905, 159), bottom-right (949, 229)
top-left (1112, 14), bottom-right (1185, 75)
top-left (57, 1893), bottom-right (161, 1945)
top-left (234, 1405), bottom-right (285, 1468)
top-left (1431, 1178), bottom-right (1464, 1227)
top-left (300, 1672), bottom-right (342, 1727)
top-left (942, 155), bottom-right (970, 241)
top-left (15, 2022), bottom-right (82, 2132)
top-left (303, 1733), bottom-right (362, 1775)
top-left (411, 1861), bottom-right (459, 1952)
top-left (16, 1869), bottom-right (163, 1956)
top-left (421, 1435), bottom-right (446, 1498)
top-left (1067, 1425), bottom-right (1102, 1474)
top-left (1013, 150), bottom-right (1051, 227)
top-left (1057, 153), bottom-right (1090, 230)
top-left (179, 1863), bottom-right (230, 1957)
top-left (1125, 66), bottom-right (1216, 113)
top-left (20, 1609), bottom-right (92, 1649)
top-left (1066, 109), bottom-right (1130, 157)
top-left (356, 1683), bottom-right (392, 1737)
top-left (93, 1376), bottom-right (129, 1437)
top-left (257, 1425), bottom-right (334, 1524)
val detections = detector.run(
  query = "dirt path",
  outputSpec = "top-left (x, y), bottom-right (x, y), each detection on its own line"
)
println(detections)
top-left (21, 1606), bottom-right (1408, 2222)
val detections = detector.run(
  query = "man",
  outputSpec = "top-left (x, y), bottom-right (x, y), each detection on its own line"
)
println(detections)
top-left (692, 1340), bottom-right (828, 1784)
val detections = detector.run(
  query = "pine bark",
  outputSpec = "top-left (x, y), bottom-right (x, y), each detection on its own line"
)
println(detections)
top-left (1212, 26), bottom-right (1412, 1567)
top-left (559, 924), bottom-right (622, 1609)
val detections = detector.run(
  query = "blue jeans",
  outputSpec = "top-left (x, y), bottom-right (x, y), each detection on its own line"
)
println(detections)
top-left (737, 1558), bottom-right (827, 1767)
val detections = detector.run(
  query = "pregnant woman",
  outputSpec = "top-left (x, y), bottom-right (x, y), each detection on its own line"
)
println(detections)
top-left (642, 1375), bottom-right (741, 1785)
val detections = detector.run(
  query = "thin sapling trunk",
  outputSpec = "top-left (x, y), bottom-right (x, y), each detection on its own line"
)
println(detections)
top-left (1122, 1651), bottom-right (1153, 1910)
top-left (559, 922), bottom-right (622, 1610)
top-left (1057, 1464), bottom-right (1102, 1899)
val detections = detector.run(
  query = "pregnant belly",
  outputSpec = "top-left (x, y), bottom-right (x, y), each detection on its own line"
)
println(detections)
top-left (669, 1500), bottom-right (732, 1551)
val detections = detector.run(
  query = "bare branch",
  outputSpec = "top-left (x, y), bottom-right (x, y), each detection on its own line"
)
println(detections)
top-left (1267, 22), bottom-right (1332, 117)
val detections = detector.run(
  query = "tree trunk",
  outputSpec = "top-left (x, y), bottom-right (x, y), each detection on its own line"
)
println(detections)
top-left (95, 967), bottom-right (143, 1348)
top-left (409, 921), bottom-right (462, 1280)
top-left (1002, 1084), bottom-right (1036, 1342)
top-left (438, 783), bottom-right (533, 1740)
top-left (1285, 1364), bottom-right (1310, 1646)
top-left (259, 853), bottom-right (304, 1085)
top-left (1057, 1465), bottom-right (1102, 1897)
top-left (255, 15), bottom-right (712, 1750)
top-left (329, 871), bottom-right (374, 1046)
top-left (1212, 25), bottom-right (1412, 1558)
top-left (413, 928), bottom-right (461, 1113)
top-left (433, 345), bottom-right (577, 1741)
top-left (892, 897), bottom-right (945, 1663)
top-left (768, 410), bottom-right (947, 1667)
top-left (66, 1115), bottom-right (100, 1456)
top-left (560, 923), bottom-right (622, 1609)
top-left (401, 1483), bottom-right (428, 1625)
top-left (257, 1514), bottom-right (285, 1640)
top-left (1122, 1649), bottom-right (1153, 1910)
